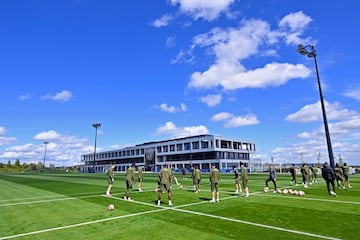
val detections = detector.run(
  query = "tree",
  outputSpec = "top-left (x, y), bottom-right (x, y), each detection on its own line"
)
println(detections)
top-left (15, 159), bottom-right (20, 167)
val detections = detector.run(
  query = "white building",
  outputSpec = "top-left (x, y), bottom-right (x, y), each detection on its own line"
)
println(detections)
top-left (79, 134), bottom-right (256, 173)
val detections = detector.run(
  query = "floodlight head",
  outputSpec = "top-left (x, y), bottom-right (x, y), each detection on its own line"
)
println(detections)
top-left (297, 44), bottom-right (308, 56)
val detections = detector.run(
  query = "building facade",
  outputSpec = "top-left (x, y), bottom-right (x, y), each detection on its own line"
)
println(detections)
top-left (79, 134), bottom-right (256, 173)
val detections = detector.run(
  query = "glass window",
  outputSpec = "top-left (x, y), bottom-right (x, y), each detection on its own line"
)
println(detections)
top-left (170, 144), bottom-right (175, 152)
top-left (176, 143), bottom-right (183, 151)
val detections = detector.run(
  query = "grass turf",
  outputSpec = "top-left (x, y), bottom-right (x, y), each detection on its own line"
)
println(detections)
top-left (0, 172), bottom-right (359, 239)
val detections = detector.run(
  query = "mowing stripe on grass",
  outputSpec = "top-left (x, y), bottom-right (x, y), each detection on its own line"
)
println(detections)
top-left (114, 195), bottom-right (341, 240)
top-left (166, 204), bottom-right (341, 240)
top-left (0, 208), bottom-right (166, 240)
top-left (0, 191), bottom-right (105, 203)
top-left (0, 194), bottom-right (102, 207)
top-left (0, 189), bottom-right (348, 240)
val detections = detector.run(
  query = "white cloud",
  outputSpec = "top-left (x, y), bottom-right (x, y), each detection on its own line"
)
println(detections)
top-left (41, 90), bottom-right (72, 102)
top-left (285, 101), bottom-right (358, 123)
top-left (0, 127), bottom-right (16, 146)
top-left (279, 11), bottom-right (312, 33)
top-left (159, 103), bottom-right (187, 113)
top-left (343, 88), bottom-right (360, 101)
top-left (166, 36), bottom-right (177, 48)
top-left (224, 114), bottom-right (260, 127)
top-left (18, 93), bottom-right (31, 100)
top-left (211, 112), bottom-right (259, 127)
top-left (0, 130), bottom-right (89, 166)
top-left (211, 112), bottom-right (233, 121)
top-left (0, 127), bottom-right (6, 136)
top-left (170, 0), bottom-right (235, 21)
top-left (187, 16), bottom-right (313, 90)
top-left (155, 121), bottom-right (209, 137)
top-left (34, 130), bottom-right (62, 141)
top-left (200, 94), bottom-right (222, 107)
top-left (151, 14), bottom-right (174, 28)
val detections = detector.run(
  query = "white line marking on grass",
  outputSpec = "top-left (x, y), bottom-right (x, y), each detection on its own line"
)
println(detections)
top-left (0, 191), bottom-right (104, 203)
top-left (1, 192), bottom-right (344, 240)
top-left (111, 195), bottom-right (341, 239)
top-left (251, 192), bottom-right (360, 205)
top-left (167, 207), bottom-right (341, 240)
top-left (0, 194), bottom-right (102, 207)
top-left (0, 208), bottom-right (166, 240)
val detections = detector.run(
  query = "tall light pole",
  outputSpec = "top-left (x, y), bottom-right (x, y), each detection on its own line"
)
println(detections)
top-left (92, 123), bottom-right (101, 173)
top-left (43, 141), bottom-right (49, 172)
top-left (297, 44), bottom-right (335, 169)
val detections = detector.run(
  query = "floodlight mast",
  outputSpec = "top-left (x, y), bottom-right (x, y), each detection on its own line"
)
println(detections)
top-left (92, 123), bottom-right (101, 172)
top-left (297, 44), bottom-right (335, 169)
top-left (42, 141), bottom-right (49, 172)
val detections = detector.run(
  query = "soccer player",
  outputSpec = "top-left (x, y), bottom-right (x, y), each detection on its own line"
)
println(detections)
top-left (209, 164), bottom-right (220, 202)
top-left (290, 164), bottom-right (297, 186)
top-left (300, 163), bottom-right (309, 188)
top-left (240, 162), bottom-right (249, 198)
top-left (181, 168), bottom-right (186, 181)
top-left (341, 163), bottom-right (352, 189)
top-left (310, 164), bottom-right (318, 183)
top-left (334, 163), bottom-right (345, 189)
top-left (322, 162), bottom-right (336, 196)
top-left (191, 166), bottom-right (196, 190)
top-left (157, 163), bottom-right (173, 206)
top-left (105, 164), bottom-right (115, 196)
top-left (265, 164), bottom-right (277, 193)
top-left (233, 165), bottom-right (242, 193)
top-left (193, 166), bottom-right (201, 193)
top-left (124, 163), bottom-right (136, 201)
top-left (138, 165), bottom-right (144, 192)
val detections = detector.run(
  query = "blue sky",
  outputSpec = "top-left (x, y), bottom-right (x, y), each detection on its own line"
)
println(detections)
top-left (1, 0), bottom-right (359, 167)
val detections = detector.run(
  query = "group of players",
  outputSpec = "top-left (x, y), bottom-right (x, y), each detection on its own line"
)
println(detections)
top-left (268, 162), bottom-right (353, 197)
top-left (104, 161), bottom-right (352, 206)
top-left (104, 161), bottom-right (250, 206)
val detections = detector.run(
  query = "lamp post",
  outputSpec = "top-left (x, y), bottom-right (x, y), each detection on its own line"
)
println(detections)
top-left (297, 44), bottom-right (335, 169)
top-left (43, 141), bottom-right (49, 172)
top-left (92, 123), bottom-right (101, 173)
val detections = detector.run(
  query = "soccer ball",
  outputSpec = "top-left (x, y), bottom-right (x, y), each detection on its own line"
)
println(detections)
top-left (108, 204), bottom-right (114, 211)
top-left (276, 189), bottom-right (282, 194)
top-left (299, 191), bottom-right (305, 196)
top-left (179, 184), bottom-right (183, 189)
top-left (263, 187), bottom-right (269, 193)
top-left (288, 189), bottom-right (294, 195)
top-left (282, 189), bottom-right (288, 194)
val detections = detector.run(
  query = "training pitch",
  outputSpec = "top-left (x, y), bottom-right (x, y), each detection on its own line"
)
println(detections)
top-left (0, 172), bottom-right (359, 240)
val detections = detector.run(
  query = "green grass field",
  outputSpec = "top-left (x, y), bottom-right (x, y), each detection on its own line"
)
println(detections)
top-left (0, 172), bottom-right (359, 240)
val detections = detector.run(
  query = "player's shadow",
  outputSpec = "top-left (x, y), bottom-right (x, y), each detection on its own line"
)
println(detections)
top-left (199, 197), bottom-right (212, 201)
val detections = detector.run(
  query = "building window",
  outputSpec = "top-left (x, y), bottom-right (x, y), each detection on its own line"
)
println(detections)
top-left (184, 142), bottom-right (190, 151)
top-left (163, 145), bottom-right (168, 152)
top-left (157, 146), bottom-right (162, 153)
top-left (170, 144), bottom-right (175, 152)
top-left (201, 140), bottom-right (209, 149)
top-left (192, 141), bottom-right (199, 150)
top-left (176, 143), bottom-right (183, 151)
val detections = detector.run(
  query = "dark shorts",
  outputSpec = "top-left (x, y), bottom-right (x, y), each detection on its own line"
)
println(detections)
top-left (210, 182), bottom-right (219, 192)
top-left (108, 177), bottom-right (114, 185)
top-left (159, 183), bottom-right (171, 192)
top-left (241, 179), bottom-right (248, 188)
